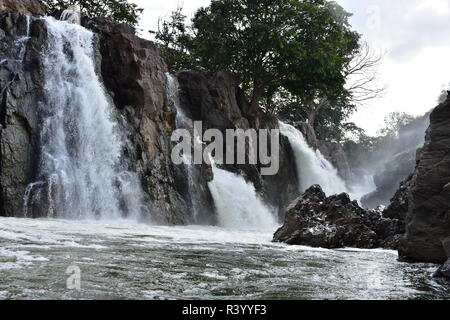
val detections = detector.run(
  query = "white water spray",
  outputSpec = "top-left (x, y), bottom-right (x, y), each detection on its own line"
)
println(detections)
top-left (165, 73), bottom-right (204, 222)
top-left (279, 121), bottom-right (375, 200)
top-left (208, 165), bottom-right (277, 230)
top-left (24, 17), bottom-right (148, 220)
top-left (279, 122), bottom-right (349, 196)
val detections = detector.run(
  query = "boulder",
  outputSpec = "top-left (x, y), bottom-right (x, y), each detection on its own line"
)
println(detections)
top-left (399, 97), bottom-right (450, 263)
top-left (273, 185), bottom-right (403, 249)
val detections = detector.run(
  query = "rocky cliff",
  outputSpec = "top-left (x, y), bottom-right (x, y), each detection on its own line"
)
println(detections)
top-left (0, 0), bottom-right (49, 217)
top-left (399, 95), bottom-right (450, 263)
top-left (0, 1), bottom-right (298, 223)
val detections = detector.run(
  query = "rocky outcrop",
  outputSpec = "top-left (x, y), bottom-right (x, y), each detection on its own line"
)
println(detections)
top-left (382, 174), bottom-right (412, 223)
top-left (177, 70), bottom-right (299, 218)
top-left (273, 185), bottom-right (403, 249)
top-left (399, 96), bottom-right (450, 263)
top-left (0, 2), bottom-right (49, 216)
top-left (0, 0), bottom-right (47, 16)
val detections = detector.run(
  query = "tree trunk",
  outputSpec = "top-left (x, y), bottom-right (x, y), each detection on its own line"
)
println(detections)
top-left (306, 103), bottom-right (317, 127)
top-left (245, 71), bottom-right (264, 117)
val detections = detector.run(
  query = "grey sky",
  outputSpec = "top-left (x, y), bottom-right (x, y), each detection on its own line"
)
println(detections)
top-left (133, 0), bottom-right (450, 135)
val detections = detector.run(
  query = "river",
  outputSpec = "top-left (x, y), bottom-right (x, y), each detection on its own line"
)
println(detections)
top-left (0, 217), bottom-right (448, 300)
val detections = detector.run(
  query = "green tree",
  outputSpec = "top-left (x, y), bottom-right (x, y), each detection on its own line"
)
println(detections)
top-left (42, 0), bottom-right (143, 26)
top-left (150, 7), bottom-right (198, 72)
top-left (378, 112), bottom-right (415, 138)
top-left (158, 0), bottom-right (360, 117)
top-left (275, 40), bottom-right (385, 141)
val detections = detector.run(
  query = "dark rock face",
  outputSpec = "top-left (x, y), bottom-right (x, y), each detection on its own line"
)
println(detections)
top-left (273, 185), bottom-right (403, 249)
top-left (399, 98), bottom-right (450, 263)
top-left (383, 174), bottom-right (412, 223)
top-left (0, 4), bottom-right (49, 216)
top-left (0, 0), bottom-right (47, 16)
top-left (177, 71), bottom-right (299, 219)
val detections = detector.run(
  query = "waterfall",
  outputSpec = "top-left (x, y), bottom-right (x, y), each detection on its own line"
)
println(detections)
top-left (208, 165), bottom-right (277, 230)
top-left (24, 17), bottom-right (148, 220)
top-left (60, 6), bottom-right (81, 25)
top-left (165, 74), bottom-right (276, 229)
top-left (165, 73), bottom-right (203, 222)
top-left (279, 121), bottom-right (350, 196)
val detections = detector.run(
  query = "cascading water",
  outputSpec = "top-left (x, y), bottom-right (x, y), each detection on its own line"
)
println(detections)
top-left (165, 73), bottom-right (276, 228)
top-left (23, 15), bottom-right (149, 220)
top-left (60, 6), bottom-right (81, 25)
top-left (279, 122), bottom-right (374, 200)
top-left (208, 165), bottom-right (277, 230)
top-left (16, 15), bottom-right (31, 62)
top-left (165, 73), bottom-right (203, 222)
top-left (279, 122), bottom-right (348, 196)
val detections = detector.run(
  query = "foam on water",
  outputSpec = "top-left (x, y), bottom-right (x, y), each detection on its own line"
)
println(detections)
top-left (0, 217), bottom-right (446, 299)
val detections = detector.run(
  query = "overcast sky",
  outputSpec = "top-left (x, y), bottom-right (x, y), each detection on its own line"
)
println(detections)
top-left (132, 0), bottom-right (450, 135)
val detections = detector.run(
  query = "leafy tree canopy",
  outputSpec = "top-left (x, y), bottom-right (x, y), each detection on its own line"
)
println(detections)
top-left (154, 0), bottom-right (360, 118)
top-left (153, 1), bottom-right (388, 142)
top-left (42, 0), bottom-right (143, 26)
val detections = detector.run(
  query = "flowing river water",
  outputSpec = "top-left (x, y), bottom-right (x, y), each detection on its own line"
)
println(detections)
top-left (0, 217), bottom-right (448, 300)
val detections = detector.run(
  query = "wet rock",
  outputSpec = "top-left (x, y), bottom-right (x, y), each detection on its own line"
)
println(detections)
top-left (399, 97), bottom-right (450, 263)
top-left (434, 238), bottom-right (450, 279)
top-left (0, 11), bottom-right (47, 217)
top-left (273, 185), bottom-right (403, 249)
top-left (0, 0), bottom-right (47, 16)
top-left (382, 174), bottom-right (412, 226)
top-left (433, 259), bottom-right (450, 279)
top-left (273, 185), bottom-right (377, 249)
